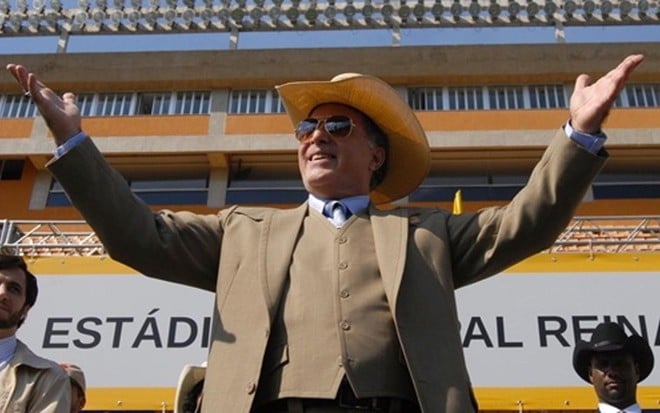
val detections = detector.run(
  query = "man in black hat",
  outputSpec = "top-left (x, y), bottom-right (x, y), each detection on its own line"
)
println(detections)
top-left (573, 322), bottom-right (655, 413)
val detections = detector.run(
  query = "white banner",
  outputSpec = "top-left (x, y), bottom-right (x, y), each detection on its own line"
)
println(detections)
top-left (456, 272), bottom-right (660, 387)
top-left (19, 271), bottom-right (660, 389)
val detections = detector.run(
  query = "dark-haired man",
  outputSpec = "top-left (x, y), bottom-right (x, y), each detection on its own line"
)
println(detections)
top-left (0, 254), bottom-right (71, 412)
top-left (6, 54), bottom-right (644, 412)
top-left (573, 322), bottom-right (655, 413)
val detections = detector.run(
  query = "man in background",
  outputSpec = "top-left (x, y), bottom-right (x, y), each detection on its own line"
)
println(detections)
top-left (0, 254), bottom-right (70, 412)
top-left (573, 321), bottom-right (655, 413)
top-left (174, 363), bottom-right (206, 413)
top-left (60, 363), bottom-right (87, 413)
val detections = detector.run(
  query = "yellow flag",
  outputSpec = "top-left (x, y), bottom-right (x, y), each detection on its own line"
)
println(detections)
top-left (452, 189), bottom-right (463, 215)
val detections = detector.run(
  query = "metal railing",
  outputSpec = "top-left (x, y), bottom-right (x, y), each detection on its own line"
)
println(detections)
top-left (0, 216), bottom-right (658, 257)
top-left (548, 215), bottom-right (660, 253)
top-left (0, 219), bottom-right (105, 257)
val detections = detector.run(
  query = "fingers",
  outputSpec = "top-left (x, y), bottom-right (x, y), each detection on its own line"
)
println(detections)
top-left (6, 64), bottom-right (29, 92)
top-left (62, 92), bottom-right (77, 106)
top-left (617, 54), bottom-right (645, 75)
top-left (602, 54), bottom-right (644, 89)
top-left (574, 74), bottom-right (592, 92)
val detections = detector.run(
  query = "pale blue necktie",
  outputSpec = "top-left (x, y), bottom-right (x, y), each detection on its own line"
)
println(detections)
top-left (326, 201), bottom-right (350, 227)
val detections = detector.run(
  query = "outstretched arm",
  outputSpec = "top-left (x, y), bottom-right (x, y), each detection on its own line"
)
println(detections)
top-left (6, 63), bottom-right (81, 145)
top-left (569, 54), bottom-right (644, 134)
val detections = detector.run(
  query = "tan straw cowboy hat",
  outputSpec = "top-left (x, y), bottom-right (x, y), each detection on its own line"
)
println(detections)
top-left (276, 73), bottom-right (430, 204)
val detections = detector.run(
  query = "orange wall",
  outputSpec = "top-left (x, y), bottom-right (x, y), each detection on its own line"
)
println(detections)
top-left (225, 113), bottom-right (292, 134)
top-left (5, 109), bottom-right (658, 139)
top-left (225, 108), bottom-right (660, 134)
top-left (0, 119), bottom-right (33, 138)
top-left (79, 115), bottom-right (210, 137)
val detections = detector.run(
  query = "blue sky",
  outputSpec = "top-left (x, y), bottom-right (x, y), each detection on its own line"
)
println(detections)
top-left (0, 24), bottom-right (659, 54)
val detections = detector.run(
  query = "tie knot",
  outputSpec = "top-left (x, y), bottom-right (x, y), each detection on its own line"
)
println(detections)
top-left (325, 201), bottom-right (349, 227)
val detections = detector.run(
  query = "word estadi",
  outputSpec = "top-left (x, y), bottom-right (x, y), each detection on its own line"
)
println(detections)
top-left (41, 311), bottom-right (212, 350)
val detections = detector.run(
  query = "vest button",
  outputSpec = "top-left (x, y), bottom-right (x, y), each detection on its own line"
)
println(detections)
top-left (338, 262), bottom-right (348, 270)
top-left (246, 381), bottom-right (256, 394)
top-left (337, 236), bottom-right (347, 244)
top-left (340, 320), bottom-right (351, 330)
top-left (339, 289), bottom-right (350, 299)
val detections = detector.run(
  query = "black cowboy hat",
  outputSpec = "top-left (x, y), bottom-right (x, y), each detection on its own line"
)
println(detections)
top-left (573, 322), bottom-right (655, 383)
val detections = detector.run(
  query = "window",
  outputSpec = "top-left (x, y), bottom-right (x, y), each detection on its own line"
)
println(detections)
top-left (0, 95), bottom-right (38, 118)
top-left (229, 90), bottom-right (285, 114)
top-left (47, 175), bottom-right (209, 207)
top-left (448, 87), bottom-right (484, 110)
top-left (226, 178), bottom-right (307, 204)
top-left (619, 84), bottom-right (660, 108)
top-left (175, 91), bottom-right (211, 115)
top-left (77, 94), bottom-right (97, 117)
top-left (408, 88), bottom-right (444, 110)
top-left (130, 177), bottom-right (209, 204)
top-left (74, 91), bottom-right (211, 116)
top-left (488, 86), bottom-right (525, 109)
top-left (0, 159), bottom-right (24, 180)
top-left (409, 175), bottom-right (526, 202)
top-left (137, 93), bottom-right (173, 115)
top-left (528, 85), bottom-right (567, 108)
top-left (78, 93), bottom-right (134, 116)
top-left (408, 85), bottom-right (568, 111)
top-left (592, 173), bottom-right (660, 199)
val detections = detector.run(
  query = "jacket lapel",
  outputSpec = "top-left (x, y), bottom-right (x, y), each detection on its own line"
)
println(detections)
top-left (370, 206), bottom-right (409, 313)
top-left (261, 202), bottom-right (308, 320)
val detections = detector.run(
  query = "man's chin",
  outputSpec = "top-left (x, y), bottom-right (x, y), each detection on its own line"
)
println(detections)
top-left (0, 317), bottom-right (21, 330)
top-left (602, 389), bottom-right (633, 406)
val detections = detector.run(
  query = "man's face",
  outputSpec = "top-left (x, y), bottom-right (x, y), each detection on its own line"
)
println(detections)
top-left (297, 103), bottom-right (386, 199)
top-left (588, 351), bottom-right (640, 408)
top-left (0, 267), bottom-right (29, 338)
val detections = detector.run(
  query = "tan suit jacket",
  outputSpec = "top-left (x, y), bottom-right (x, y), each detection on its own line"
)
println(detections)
top-left (48, 129), bottom-right (606, 412)
top-left (0, 340), bottom-right (71, 413)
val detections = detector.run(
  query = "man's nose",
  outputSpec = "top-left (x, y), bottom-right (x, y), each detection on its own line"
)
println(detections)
top-left (307, 127), bottom-right (331, 144)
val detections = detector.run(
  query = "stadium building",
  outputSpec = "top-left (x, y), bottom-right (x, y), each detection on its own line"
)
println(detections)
top-left (0, 0), bottom-right (658, 411)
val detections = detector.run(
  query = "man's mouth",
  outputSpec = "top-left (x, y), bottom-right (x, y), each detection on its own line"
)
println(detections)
top-left (605, 380), bottom-right (624, 390)
top-left (309, 153), bottom-right (335, 161)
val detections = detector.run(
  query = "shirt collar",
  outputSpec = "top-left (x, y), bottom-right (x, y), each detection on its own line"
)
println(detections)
top-left (308, 193), bottom-right (370, 216)
top-left (598, 402), bottom-right (641, 413)
top-left (0, 334), bottom-right (17, 370)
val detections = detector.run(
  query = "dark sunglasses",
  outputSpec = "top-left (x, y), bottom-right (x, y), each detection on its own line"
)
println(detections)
top-left (295, 116), bottom-right (355, 141)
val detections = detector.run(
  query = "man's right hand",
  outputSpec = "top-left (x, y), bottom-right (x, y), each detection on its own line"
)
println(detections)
top-left (6, 64), bottom-right (82, 146)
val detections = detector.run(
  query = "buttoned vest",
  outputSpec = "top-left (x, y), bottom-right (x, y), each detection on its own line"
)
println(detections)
top-left (253, 209), bottom-right (416, 406)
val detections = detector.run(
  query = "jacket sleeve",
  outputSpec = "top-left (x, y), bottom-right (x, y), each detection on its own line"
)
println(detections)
top-left (47, 137), bottom-right (223, 292)
top-left (446, 129), bottom-right (607, 288)
top-left (27, 367), bottom-right (71, 413)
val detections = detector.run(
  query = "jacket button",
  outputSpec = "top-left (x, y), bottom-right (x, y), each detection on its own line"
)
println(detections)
top-left (340, 320), bottom-right (351, 330)
top-left (339, 289), bottom-right (350, 299)
top-left (338, 262), bottom-right (348, 270)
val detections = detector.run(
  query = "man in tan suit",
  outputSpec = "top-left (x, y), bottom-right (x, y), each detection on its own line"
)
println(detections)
top-left (7, 54), bottom-right (644, 413)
